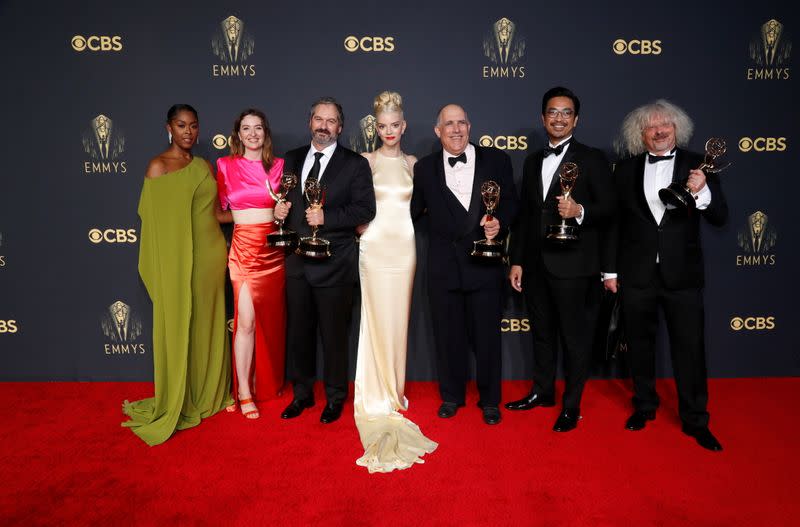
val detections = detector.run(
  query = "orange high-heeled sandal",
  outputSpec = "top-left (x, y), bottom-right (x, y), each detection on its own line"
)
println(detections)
top-left (225, 402), bottom-right (237, 413)
top-left (238, 397), bottom-right (260, 419)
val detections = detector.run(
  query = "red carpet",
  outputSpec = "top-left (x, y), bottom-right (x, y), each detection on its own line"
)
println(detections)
top-left (0, 379), bottom-right (797, 526)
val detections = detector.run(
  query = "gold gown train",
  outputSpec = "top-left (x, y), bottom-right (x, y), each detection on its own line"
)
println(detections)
top-left (354, 152), bottom-right (437, 473)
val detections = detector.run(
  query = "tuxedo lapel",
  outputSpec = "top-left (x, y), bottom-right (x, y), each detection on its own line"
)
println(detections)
top-left (320, 144), bottom-right (346, 189)
top-left (671, 148), bottom-right (690, 185)
top-left (532, 152), bottom-right (545, 202)
top-left (634, 154), bottom-right (658, 224)
top-left (463, 147), bottom-right (486, 238)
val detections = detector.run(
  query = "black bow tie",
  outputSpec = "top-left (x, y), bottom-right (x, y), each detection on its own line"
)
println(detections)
top-left (448, 152), bottom-right (467, 167)
top-left (648, 153), bottom-right (675, 164)
top-left (543, 140), bottom-right (571, 158)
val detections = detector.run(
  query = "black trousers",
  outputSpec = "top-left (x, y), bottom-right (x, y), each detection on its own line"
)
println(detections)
top-left (285, 276), bottom-right (354, 405)
top-left (428, 284), bottom-right (503, 407)
top-left (622, 271), bottom-right (709, 429)
top-left (526, 265), bottom-right (594, 410)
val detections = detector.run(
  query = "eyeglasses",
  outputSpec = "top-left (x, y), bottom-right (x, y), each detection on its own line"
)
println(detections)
top-left (545, 108), bottom-right (575, 119)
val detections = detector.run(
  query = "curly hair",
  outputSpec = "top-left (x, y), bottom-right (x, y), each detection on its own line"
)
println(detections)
top-left (614, 99), bottom-right (694, 157)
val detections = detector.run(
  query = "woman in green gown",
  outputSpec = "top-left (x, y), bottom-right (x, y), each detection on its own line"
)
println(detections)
top-left (123, 104), bottom-right (233, 446)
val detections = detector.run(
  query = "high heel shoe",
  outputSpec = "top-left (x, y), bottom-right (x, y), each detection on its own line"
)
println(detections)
top-left (238, 397), bottom-right (260, 419)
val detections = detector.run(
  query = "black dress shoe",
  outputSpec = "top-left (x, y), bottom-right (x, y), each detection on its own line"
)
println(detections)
top-left (504, 392), bottom-right (556, 411)
top-left (553, 408), bottom-right (581, 432)
top-left (482, 406), bottom-right (502, 425)
top-left (625, 410), bottom-right (656, 431)
top-left (280, 399), bottom-right (314, 419)
top-left (437, 402), bottom-right (460, 418)
top-left (682, 425), bottom-right (723, 452)
top-left (320, 402), bottom-right (344, 424)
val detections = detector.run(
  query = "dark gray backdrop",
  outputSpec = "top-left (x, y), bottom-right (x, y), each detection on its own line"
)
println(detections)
top-left (0, 1), bottom-right (796, 381)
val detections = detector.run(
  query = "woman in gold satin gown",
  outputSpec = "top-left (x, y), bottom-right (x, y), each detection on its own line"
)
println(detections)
top-left (354, 92), bottom-right (437, 473)
top-left (123, 104), bottom-right (233, 446)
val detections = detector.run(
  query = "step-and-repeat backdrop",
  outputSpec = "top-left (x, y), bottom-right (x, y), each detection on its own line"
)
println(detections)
top-left (0, 2), bottom-right (796, 381)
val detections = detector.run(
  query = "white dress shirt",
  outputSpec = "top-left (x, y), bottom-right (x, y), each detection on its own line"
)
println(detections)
top-left (443, 143), bottom-right (475, 210)
top-left (301, 142), bottom-right (338, 187)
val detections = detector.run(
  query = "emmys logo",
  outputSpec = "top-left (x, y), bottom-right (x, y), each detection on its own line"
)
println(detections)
top-left (746, 19), bottom-right (791, 80)
top-left (730, 316), bottom-right (776, 331)
top-left (212, 134), bottom-right (232, 150)
top-left (349, 115), bottom-right (378, 153)
top-left (211, 15), bottom-right (256, 77)
top-left (343, 36), bottom-right (395, 52)
top-left (0, 320), bottom-right (18, 333)
top-left (88, 228), bottom-right (138, 244)
top-left (71, 35), bottom-right (123, 52)
top-left (479, 135), bottom-right (528, 151)
top-left (612, 39), bottom-right (662, 55)
top-left (501, 318), bottom-right (530, 332)
top-left (82, 114), bottom-right (127, 174)
top-left (736, 211), bottom-right (776, 266)
top-left (101, 301), bottom-right (146, 354)
top-left (482, 17), bottom-right (526, 78)
top-left (738, 137), bottom-right (787, 152)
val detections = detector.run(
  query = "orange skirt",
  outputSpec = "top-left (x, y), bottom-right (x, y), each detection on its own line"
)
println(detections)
top-left (229, 222), bottom-right (286, 402)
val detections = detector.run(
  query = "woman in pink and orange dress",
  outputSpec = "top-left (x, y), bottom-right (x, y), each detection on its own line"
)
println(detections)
top-left (216, 108), bottom-right (286, 419)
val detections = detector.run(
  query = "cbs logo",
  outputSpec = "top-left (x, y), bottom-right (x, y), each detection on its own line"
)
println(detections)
top-left (500, 318), bottom-right (530, 332)
top-left (71, 35), bottom-right (123, 52)
top-left (344, 36), bottom-right (395, 52)
top-left (612, 39), bottom-right (662, 55)
top-left (738, 137), bottom-right (787, 152)
top-left (479, 135), bottom-right (528, 151)
top-left (0, 320), bottom-right (18, 333)
top-left (212, 134), bottom-right (232, 150)
top-left (730, 316), bottom-right (776, 331)
top-left (88, 228), bottom-right (138, 244)
top-left (227, 319), bottom-right (234, 333)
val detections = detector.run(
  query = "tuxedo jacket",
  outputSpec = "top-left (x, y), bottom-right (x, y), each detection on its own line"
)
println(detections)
top-left (509, 140), bottom-right (615, 278)
top-left (605, 148), bottom-right (728, 289)
top-left (411, 144), bottom-right (517, 291)
top-left (283, 144), bottom-right (375, 287)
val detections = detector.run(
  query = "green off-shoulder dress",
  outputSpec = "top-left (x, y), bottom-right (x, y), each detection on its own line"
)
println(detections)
top-left (123, 157), bottom-right (233, 446)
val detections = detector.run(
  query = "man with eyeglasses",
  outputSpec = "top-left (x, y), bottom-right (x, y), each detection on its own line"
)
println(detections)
top-left (506, 86), bottom-right (615, 432)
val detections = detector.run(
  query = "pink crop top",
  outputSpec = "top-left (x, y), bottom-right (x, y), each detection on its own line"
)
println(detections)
top-left (216, 156), bottom-right (285, 210)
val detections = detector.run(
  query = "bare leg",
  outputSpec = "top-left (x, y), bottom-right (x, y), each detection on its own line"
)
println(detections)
top-left (235, 281), bottom-right (259, 418)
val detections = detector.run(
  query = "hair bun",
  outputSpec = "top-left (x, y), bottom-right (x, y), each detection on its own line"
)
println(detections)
top-left (373, 91), bottom-right (403, 116)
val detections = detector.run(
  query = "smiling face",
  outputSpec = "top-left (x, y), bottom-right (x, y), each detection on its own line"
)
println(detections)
top-left (641, 113), bottom-right (677, 155)
top-left (309, 103), bottom-right (342, 149)
top-left (435, 104), bottom-right (470, 155)
top-left (167, 110), bottom-right (199, 150)
top-left (541, 96), bottom-right (578, 144)
top-left (376, 110), bottom-right (406, 148)
top-left (237, 114), bottom-right (266, 152)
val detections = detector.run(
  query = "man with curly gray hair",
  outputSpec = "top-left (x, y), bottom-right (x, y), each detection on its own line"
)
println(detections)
top-left (604, 99), bottom-right (728, 451)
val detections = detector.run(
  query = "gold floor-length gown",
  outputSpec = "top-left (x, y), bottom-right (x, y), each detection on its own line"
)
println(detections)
top-left (354, 152), bottom-right (437, 473)
top-left (123, 158), bottom-right (232, 446)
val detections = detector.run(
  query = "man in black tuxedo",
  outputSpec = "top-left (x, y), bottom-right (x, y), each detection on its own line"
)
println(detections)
top-left (411, 104), bottom-right (517, 425)
top-left (275, 97), bottom-right (375, 424)
top-left (506, 87), bottom-right (615, 432)
top-left (604, 99), bottom-right (727, 451)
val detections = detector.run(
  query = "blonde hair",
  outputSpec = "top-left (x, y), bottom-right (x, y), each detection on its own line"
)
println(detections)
top-left (373, 91), bottom-right (403, 118)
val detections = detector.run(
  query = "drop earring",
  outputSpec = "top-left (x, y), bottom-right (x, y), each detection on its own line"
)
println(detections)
top-left (168, 132), bottom-right (172, 144)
